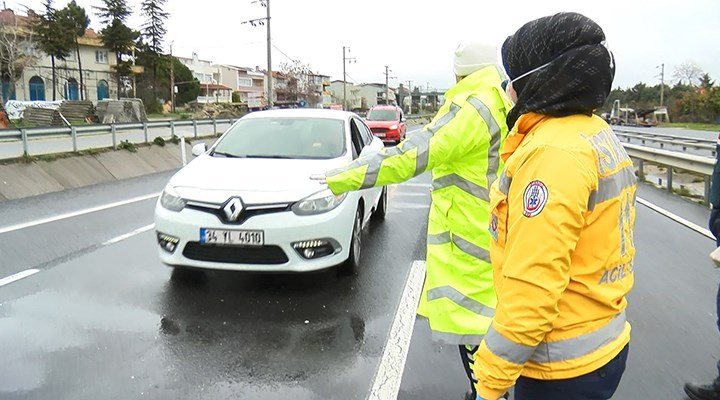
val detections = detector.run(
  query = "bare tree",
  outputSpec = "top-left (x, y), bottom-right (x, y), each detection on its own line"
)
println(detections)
top-left (279, 60), bottom-right (320, 106)
top-left (673, 61), bottom-right (703, 86)
top-left (0, 16), bottom-right (36, 101)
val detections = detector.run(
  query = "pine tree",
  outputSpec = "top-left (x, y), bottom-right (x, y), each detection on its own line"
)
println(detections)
top-left (95, 0), bottom-right (138, 99)
top-left (140, 0), bottom-right (169, 99)
top-left (57, 1), bottom-right (89, 100)
top-left (29, 0), bottom-right (73, 101)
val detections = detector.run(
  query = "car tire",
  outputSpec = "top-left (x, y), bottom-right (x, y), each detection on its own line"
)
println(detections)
top-left (372, 186), bottom-right (387, 221)
top-left (339, 206), bottom-right (363, 276)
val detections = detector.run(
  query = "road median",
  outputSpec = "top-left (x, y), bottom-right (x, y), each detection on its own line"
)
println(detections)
top-left (0, 136), bottom-right (215, 201)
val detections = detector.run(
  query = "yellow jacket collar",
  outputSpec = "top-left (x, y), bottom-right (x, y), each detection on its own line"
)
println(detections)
top-left (500, 112), bottom-right (548, 162)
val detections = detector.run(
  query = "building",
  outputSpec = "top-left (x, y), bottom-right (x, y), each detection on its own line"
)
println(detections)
top-left (330, 80), bottom-right (362, 110)
top-left (329, 81), bottom-right (396, 111)
top-left (308, 72), bottom-right (331, 108)
top-left (177, 53), bottom-right (232, 103)
top-left (216, 65), bottom-right (264, 104)
top-left (0, 8), bottom-right (142, 103)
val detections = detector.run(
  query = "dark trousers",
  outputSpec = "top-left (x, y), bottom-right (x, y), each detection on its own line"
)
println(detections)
top-left (709, 209), bottom-right (720, 337)
top-left (514, 345), bottom-right (629, 400)
top-left (459, 345), bottom-right (479, 397)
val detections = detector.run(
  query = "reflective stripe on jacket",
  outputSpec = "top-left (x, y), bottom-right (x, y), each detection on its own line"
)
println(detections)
top-left (475, 113), bottom-right (636, 399)
top-left (327, 66), bottom-right (512, 344)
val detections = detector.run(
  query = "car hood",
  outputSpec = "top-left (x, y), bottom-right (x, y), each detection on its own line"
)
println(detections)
top-left (364, 120), bottom-right (398, 128)
top-left (168, 154), bottom-right (346, 204)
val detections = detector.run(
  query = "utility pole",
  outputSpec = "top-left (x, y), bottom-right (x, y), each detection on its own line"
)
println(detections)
top-left (242, 1), bottom-right (272, 108)
top-left (658, 63), bottom-right (665, 107)
top-left (170, 42), bottom-right (175, 113)
top-left (383, 66), bottom-right (396, 105)
top-left (342, 46), bottom-right (356, 110)
top-left (265, 0), bottom-right (272, 108)
top-left (385, 66), bottom-right (390, 105)
top-left (407, 80), bottom-right (412, 114)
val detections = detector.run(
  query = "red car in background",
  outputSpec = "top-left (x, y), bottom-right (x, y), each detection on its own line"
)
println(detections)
top-left (364, 105), bottom-right (407, 144)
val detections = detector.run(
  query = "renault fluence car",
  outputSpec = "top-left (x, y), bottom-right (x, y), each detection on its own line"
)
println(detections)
top-left (154, 109), bottom-right (387, 274)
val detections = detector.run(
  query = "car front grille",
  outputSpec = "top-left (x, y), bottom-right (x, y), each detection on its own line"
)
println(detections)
top-left (182, 242), bottom-right (289, 265)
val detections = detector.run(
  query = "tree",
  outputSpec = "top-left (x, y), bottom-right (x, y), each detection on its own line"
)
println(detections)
top-left (673, 61), bottom-right (703, 86)
top-left (29, 0), bottom-right (74, 100)
top-left (135, 52), bottom-right (198, 111)
top-left (96, 0), bottom-right (138, 99)
top-left (279, 60), bottom-right (320, 105)
top-left (700, 73), bottom-right (715, 90)
top-left (57, 1), bottom-right (90, 100)
top-left (140, 0), bottom-right (169, 99)
top-left (0, 13), bottom-right (36, 101)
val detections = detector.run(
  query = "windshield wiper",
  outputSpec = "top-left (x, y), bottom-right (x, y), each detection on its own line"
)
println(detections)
top-left (243, 155), bottom-right (293, 159)
top-left (212, 151), bottom-right (242, 158)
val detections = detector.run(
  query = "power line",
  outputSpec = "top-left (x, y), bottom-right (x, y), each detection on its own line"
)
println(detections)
top-left (271, 44), bottom-right (297, 63)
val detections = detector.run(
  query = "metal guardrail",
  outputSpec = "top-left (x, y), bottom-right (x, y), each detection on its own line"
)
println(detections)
top-left (622, 142), bottom-right (715, 204)
top-left (615, 128), bottom-right (717, 155)
top-left (0, 117), bottom-right (237, 155)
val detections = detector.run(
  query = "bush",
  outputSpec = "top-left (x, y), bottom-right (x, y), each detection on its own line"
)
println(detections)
top-left (144, 99), bottom-right (163, 115)
top-left (118, 140), bottom-right (138, 153)
top-left (232, 91), bottom-right (241, 103)
top-left (153, 136), bottom-right (166, 146)
top-left (179, 113), bottom-right (190, 120)
top-left (169, 134), bottom-right (180, 144)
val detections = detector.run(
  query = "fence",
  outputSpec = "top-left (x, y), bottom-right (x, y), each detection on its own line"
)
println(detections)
top-left (0, 118), bottom-right (237, 159)
top-left (623, 142), bottom-right (715, 205)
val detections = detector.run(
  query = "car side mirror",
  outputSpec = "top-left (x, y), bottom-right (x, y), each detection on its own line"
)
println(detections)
top-left (191, 142), bottom-right (207, 157)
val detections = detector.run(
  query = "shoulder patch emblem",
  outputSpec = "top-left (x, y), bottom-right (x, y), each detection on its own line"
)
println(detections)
top-left (523, 180), bottom-right (548, 218)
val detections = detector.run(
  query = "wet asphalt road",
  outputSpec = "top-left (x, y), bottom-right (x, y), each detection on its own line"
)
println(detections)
top-left (1, 169), bottom-right (720, 398)
top-left (0, 169), bottom-right (430, 399)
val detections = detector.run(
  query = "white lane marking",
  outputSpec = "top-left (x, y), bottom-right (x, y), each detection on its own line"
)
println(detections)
top-left (0, 269), bottom-right (40, 288)
top-left (637, 197), bottom-right (714, 240)
top-left (102, 224), bottom-right (155, 245)
top-left (0, 192), bottom-right (160, 235)
top-left (368, 260), bottom-right (425, 400)
top-left (406, 128), bottom-right (421, 135)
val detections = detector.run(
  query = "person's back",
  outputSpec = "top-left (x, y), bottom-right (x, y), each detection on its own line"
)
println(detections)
top-left (489, 112), bottom-right (634, 380)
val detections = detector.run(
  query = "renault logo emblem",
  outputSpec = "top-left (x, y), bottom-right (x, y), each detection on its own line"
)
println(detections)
top-left (223, 197), bottom-right (244, 222)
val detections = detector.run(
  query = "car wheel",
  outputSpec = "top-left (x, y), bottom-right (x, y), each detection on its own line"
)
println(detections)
top-left (372, 186), bottom-right (387, 221)
top-left (339, 207), bottom-right (363, 275)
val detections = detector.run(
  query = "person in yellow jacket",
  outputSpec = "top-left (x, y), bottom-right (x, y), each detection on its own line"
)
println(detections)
top-left (473, 13), bottom-right (635, 400)
top-left (325, 42), bottom-right (512, 399)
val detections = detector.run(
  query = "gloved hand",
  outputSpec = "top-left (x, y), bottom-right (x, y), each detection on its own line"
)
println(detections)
top-left (309, 174), bottom-right (327, 185)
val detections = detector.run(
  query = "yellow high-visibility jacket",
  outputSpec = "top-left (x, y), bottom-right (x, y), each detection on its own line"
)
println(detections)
top-left (475, 113), bottom-right (636, 399)
top-left (327, 66), bottom-right (512, 344)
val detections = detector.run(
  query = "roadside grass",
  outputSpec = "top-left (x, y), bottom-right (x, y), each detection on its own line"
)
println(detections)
top-left (660, 122), bottom-right (720, 132)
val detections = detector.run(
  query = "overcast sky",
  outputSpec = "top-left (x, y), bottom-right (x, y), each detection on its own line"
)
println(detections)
top-left (9, 0), bottom-right (720, 91)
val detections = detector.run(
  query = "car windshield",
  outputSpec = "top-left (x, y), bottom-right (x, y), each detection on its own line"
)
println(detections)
top-left (366, 109), bottom-right (398, 121)
top-left (212, 117), bottom-right (346, 159)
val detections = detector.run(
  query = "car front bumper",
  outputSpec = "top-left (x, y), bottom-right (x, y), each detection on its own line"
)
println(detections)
top-left (154, 198), bottom-right (356, 272)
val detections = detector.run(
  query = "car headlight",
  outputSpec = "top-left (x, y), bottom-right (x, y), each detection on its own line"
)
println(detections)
top-left (292, 189), bottom-right (347, 215)
top-left (389, 124), bottom-right (398, 130)
top-left (160, 185), bottom-right (187, 212)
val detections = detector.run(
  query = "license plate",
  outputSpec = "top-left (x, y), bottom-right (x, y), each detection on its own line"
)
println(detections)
top-left (200, 228), bottom-right (264, 246)
top-left (374, 133), bottom-right (386, 138)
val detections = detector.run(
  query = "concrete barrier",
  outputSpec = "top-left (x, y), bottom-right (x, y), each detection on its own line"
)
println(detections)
top-left (0, 140), bottom-right (197, 201)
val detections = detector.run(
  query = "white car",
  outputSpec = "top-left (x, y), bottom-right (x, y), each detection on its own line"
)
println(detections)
top-left (154, 109), bottom-right (387, 274)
